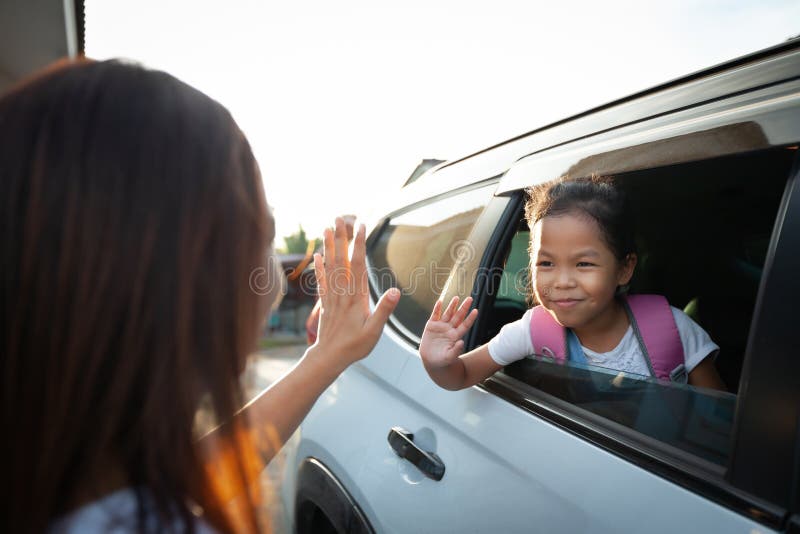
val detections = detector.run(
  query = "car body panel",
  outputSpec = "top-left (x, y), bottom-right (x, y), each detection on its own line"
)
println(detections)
top-left (279, 358), bottom-right (415, 532)
top-left (350, 316), bottom-right (413, 386)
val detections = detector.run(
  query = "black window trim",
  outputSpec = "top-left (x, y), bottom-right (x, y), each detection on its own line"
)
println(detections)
top-left (465, 190), bottom-right (524, 350)
top-left (471, 159), bottom-right (800, 529)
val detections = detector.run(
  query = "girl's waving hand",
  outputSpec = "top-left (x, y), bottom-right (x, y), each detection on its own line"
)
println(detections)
top-left (420, 296), bottom-right (501, 390)
top-left (420, 296), bottom-right (478, 368)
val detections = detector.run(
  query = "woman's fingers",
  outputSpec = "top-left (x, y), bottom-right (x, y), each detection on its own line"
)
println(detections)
top-left (350, 223), bottom-right (366, 276)
top-left (334, 217), bottom-right (350, 271)
top-left (313, 253), bottom-right (328, 304)
top-left (350, 224), bottom-right (369, 307)
top-left (323, 227), bottom-right (335, 275)
top-left (322, 226), bottom-right (340, 309)
top-left (440, 296), bottom-right (459, 323)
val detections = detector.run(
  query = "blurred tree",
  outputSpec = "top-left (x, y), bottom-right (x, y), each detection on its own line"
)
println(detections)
top-left (282, 225), bottom-right (309, 254)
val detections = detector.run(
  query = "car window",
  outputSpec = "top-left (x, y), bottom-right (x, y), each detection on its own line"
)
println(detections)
top-left (483, 146), bottom-right (796, 472)
top-left (503, 356), bottom-right (737, 466)
top-left (496, 231), bottom-right (529, 305)
top-left (369, 184), bottom-right (493, 339)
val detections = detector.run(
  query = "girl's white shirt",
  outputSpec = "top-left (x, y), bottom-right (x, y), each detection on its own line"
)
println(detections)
top-left (488, 306), bottom-right (718, 377)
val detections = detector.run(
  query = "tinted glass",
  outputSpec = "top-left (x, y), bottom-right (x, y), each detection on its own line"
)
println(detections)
top-left (369, 185), bottom-right (492, 338)
top-left (502, 358), bottom-right (736, 466)
top-left (496, 230), bottom-right (529, 305)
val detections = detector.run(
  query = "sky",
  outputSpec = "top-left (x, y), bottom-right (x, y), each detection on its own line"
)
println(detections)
top-left (85, 0), bottom-right (800, 245)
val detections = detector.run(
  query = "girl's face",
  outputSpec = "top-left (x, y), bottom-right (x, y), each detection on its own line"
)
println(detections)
top-left (531, 212), bottom-right (635, 330)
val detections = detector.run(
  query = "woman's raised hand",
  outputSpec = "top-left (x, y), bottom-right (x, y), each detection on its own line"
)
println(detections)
top-left (311, 217), bottom-right (400, 373)
top-left (229, 217), bottom-right (400, 466)
top-left (419, 296), bottom-right (479, 369)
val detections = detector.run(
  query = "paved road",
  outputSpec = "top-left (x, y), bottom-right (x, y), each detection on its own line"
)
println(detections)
top-left (243, 342), bottom-right (307, 533)
top-left (243, 343), bottom-right (307, 399)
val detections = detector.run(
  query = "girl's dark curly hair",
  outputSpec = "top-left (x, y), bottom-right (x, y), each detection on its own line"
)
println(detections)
top-left (524, 175), bottom-right (636, 261)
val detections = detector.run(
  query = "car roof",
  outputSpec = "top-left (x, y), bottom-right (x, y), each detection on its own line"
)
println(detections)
top-left (390, 38), bottom-right (800, 212)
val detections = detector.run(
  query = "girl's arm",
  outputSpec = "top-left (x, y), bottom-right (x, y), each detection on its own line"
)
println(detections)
top-left (420, 296), bottom-right (502, 390)
top-left (202, 218), bottom-right (400, 465)
top-left (688, 357), bottom-right (727, 392)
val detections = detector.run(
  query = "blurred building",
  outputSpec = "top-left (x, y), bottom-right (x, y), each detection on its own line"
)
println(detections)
top-left (269, 253), bottom-right (317, 335)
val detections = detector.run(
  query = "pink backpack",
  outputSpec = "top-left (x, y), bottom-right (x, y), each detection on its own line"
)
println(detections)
top-left (528, 294), bottom-right (685, 381)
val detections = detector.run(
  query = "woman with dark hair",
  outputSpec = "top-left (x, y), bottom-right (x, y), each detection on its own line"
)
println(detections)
top-left (0, 59), bottom-right (399, 533)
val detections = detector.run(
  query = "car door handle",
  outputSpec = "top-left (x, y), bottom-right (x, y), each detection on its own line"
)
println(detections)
top-left (387, 426), bottom-right (445, 481)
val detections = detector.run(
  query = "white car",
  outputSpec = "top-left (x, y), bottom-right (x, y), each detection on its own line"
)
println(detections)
top-left (280, 39), bottom-right (800, 534)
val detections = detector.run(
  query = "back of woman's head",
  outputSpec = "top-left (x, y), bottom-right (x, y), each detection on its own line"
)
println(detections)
top-left (524, 175), bottom-right (636, 261)
top-left (0, 59), bottom-right (272, 532)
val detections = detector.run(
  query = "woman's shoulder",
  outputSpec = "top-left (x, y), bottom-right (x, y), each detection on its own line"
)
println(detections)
top-left (49, 487), bottom-right (219, 534)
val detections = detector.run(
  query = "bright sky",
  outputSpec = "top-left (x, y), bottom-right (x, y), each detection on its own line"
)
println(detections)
top-left (85, 0), bottom-right (799, 244)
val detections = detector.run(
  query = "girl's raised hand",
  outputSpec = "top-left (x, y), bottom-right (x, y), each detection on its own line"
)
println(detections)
top-left (419, 296), bottom-right (479, 369)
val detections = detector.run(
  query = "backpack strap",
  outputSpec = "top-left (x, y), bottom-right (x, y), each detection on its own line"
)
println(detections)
top-left (528, 295), bottom-right (685, 381)
top-left (529, 305), bottom-right (567, 362)
top-left (624, 294), bottom-right (685, 381)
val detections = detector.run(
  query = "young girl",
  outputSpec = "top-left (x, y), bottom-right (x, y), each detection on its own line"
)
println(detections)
top-left (419, 176), bottom-right (726, 391)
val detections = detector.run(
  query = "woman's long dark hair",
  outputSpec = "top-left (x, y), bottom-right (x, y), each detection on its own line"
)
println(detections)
top-left (0, 59), bottom-right (273, 532)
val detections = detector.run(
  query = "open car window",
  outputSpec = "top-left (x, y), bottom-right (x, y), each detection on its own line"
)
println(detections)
top-left (480, 146), bottom-right (797, 474)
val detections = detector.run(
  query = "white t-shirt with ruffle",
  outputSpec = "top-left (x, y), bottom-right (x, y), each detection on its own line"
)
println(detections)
top-left (488, 306), bottom-right (718, 377)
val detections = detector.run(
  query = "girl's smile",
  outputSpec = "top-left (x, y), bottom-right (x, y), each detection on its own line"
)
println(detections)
top-left (550, 298), bottom-right (582, 309)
